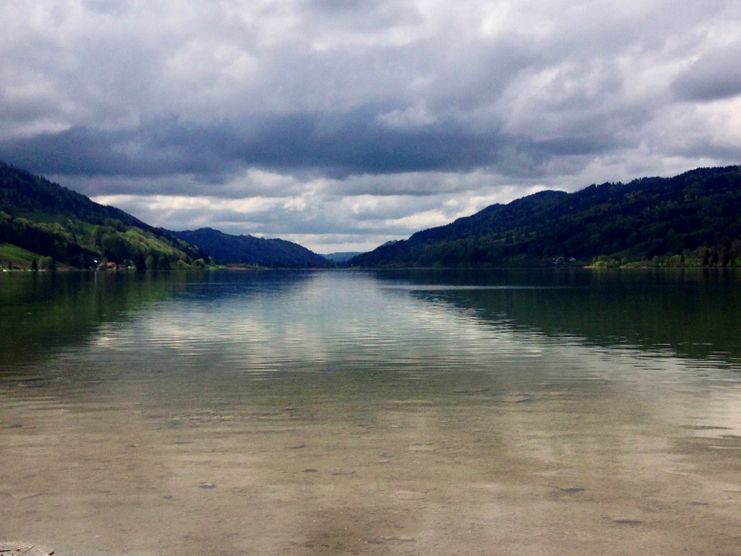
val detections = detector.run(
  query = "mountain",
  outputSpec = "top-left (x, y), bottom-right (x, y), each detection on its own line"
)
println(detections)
top-left (349, 166), bottom-right (741, 268)
top-left (321, 251), bottom-right (363, 263)
top-left (173, 228), bottom-right (331, 268)
top-left (0, 161), bottom-right (205, 269)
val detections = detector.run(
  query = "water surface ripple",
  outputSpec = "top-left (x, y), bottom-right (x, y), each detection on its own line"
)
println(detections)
top-left (1, 269), bottom-right (739, 555)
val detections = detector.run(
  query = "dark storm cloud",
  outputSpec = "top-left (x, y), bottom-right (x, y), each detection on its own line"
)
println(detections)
top-left (0, 120), bottom-right (237, 179)
top-left (0, 108), bottom-right (623, 189)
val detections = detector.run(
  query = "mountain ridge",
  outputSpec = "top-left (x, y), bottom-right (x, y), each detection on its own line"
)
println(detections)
top-left (0, 162), bottom-right (326, 269)
top-left (3, 161), bottom-right (740, 270)
top-left (172, 227), bottom-right (331, 268)
top-left (349, 166), bottom-right (741, 268)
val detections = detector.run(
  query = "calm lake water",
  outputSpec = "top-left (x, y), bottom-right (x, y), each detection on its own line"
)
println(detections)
top-left (1, 269), bottom-right (740, 555)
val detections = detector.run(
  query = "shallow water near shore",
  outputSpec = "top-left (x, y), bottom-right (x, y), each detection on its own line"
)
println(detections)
top-left (1, 269), bottom-right (740, 555)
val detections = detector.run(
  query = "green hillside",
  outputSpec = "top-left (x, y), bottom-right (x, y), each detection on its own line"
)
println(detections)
top-left (350, 166), bottom-right (741, 268)
top-left (0, 242), bottom-right (41, 268)
top-left (0, 161), bottom-right (206, 270)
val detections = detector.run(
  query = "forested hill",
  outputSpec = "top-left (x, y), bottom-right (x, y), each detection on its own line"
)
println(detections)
top-left (349, 166), bottom-right (741, 268)
top-left (0, 161), bottom-right (205, 269)
top-left (173, 228), bottom-right (331, 268)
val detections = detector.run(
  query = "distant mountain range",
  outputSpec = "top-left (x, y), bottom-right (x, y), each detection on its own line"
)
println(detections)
top-left (349, 166), bottom-right (741, 268)
top-left (173, 228), bottom-right (330, 267)
top-left (2, 161), bottom-right (740, 270)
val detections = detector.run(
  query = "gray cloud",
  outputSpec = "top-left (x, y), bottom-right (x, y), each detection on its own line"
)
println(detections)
top-left (672, 42), bottom-right (741, 102)
top-left (0, 110), bottom-right (624, 181)
top-left (1, 0), bottom-right (740, 251)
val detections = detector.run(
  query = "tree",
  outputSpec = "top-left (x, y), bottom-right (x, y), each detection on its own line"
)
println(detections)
top-left (157, 255), bottom-right (172, 270)
top-left (101, 233), bottom-right (128, 262)
top-left (30, 258), bottom-right (38, 271)
top-left (701, 247), bottom-right (710, 267)
top-left (721, 243), bottom-right (731, 267)
top-left (133, 251), bottom-right (146, 271)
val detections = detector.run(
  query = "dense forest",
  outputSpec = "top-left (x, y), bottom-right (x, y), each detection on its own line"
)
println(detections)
top-left (173, 228), bottom-right (331, 268)
top-left (0, 161), bottom-right (206, 269)
top-left (349, 166), bottom-right (741, 268)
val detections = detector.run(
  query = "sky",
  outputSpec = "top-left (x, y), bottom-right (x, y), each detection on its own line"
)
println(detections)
top-left (1, 1), bottom-right (740, 253)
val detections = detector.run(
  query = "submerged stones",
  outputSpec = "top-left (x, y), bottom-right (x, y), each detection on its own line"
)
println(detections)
top-left (500, 394), bottom-right (533, 404)
top-left (0, 543), bottom-right (52, 556)
top-left (394, 490), bottom-right (427, 500)
top-left (557, 486), bottom-right (586, 494)
top-left (367, 536), bottom-right (416, 544)
top-left (611, 518), bottom-right (644, 526)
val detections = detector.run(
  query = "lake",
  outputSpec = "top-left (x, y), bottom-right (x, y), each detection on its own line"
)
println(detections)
top-left (1, 269), bottom-right (740, 555)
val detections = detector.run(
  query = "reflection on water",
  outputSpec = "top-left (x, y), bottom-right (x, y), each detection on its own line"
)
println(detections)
top-left (376, 268), bottom-right (740, 364)
top-left (1, 269), bottom-right (739, 555)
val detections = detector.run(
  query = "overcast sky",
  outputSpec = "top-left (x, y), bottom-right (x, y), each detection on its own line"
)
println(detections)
top-left (2, 1), bottom-right (740, 252)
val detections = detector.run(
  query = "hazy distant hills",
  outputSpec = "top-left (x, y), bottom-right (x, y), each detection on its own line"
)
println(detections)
top-left (321, 251), bottom-right (363, 263)
top-left (350, 166), bottom-right (741, 268)
top-left (0, 161), bottom-right (205, 269)
top-left (172, 228), bottom-right (331, 268)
